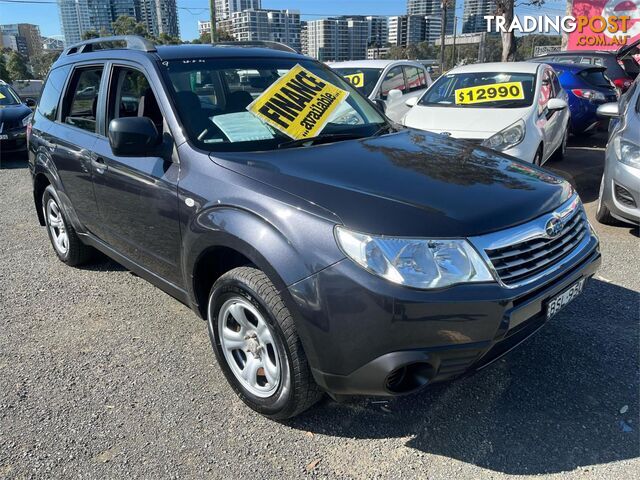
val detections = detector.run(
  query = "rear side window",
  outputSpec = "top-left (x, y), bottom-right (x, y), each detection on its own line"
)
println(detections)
top-left (579, 69), bottom-right (612, 88)
top-left (37, 65), bottom-right (71, 120)
top-left (380, 66), bottom-right (406, 99)
top-left (403, 66), bottom-right (428, 92)
top-left (62, 67), bottom-right (103, 133)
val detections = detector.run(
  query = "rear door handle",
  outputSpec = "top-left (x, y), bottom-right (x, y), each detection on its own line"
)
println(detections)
top-left (91, 156), bottom-right (108, 173)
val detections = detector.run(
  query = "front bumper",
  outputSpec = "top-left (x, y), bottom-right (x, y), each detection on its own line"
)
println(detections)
top-left (288, 234), bottom-right (600, 397)
top-left (0, 128), bottom-right (27, 153)
top-left (602, 155), bottom-right (640, 224)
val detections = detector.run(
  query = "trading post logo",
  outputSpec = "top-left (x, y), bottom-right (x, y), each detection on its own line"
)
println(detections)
top-left (485, 0), bottom-right (640, 49)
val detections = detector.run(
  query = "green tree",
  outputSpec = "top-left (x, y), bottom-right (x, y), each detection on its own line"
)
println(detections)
top-left (495, 0), bottom-right (546, 61)
top-left (82, 30), bottom-right (100, 40)
top-left (7, 51), bottom-right (31, 80)
top-left (0, 53), bottom-right (10, 82)
top-left (112, 15), bottom-right (148, 37)
top-left (30, 50), bottom-right (61, 79)
top-left (153, 33), bottom-right (182, 45)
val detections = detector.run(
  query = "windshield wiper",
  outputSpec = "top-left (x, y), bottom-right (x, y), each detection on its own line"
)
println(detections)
top-left (277, 133), bottom-right (364, 149)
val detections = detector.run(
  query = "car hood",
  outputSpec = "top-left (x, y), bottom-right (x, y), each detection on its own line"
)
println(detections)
top-left (403, 106), bottom-right (529, 138)
top-left (0, 103), bottom-right (31, 128)
top-left (211, 129), bottom-right (573, 237)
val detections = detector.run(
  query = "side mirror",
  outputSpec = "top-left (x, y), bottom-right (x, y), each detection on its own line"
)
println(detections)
top-left (108, 117), bottom-right (162, 157)
top-left (597, 102), bottom-right (620, 118)
top-left (387, 89), bottom-right (403, 102)
top-left (547, 98), bottom-right (568, 111)
top-left (24, 97), bottom-right (37, 108)
top-left (405, 96), bottom-right (419, 108)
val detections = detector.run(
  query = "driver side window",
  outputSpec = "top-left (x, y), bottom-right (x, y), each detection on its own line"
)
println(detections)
top-left (107, 67), bottom-right (164, 135)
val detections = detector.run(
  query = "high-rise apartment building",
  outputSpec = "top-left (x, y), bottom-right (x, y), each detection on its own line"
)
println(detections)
top-left (388, 15), bottom-right (426, 47)
top-left (214, 0), bottom-right (261, 22)
top-left (462, 0), bottom-right (495, 34)
top-left (306, 17), bottom-right (369, 62)
top-left (57, 0), bottom-right (179, 45)
top-left (230, 9), bottom-right (300, 51)
top-left (0, 24), bottom-right (42, 58)
top-left (366, 16), bottom-right (388, 48)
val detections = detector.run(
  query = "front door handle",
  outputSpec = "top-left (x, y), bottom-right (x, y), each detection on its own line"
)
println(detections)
top-left (91, 156), bottom-right (108, 173)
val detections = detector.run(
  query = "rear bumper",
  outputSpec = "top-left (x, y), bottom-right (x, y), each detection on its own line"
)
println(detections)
top-left (289, 237), bottom-right (601, 397)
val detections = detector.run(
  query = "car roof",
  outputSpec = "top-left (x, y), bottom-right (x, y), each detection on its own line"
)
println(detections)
top-left (539, 51), bottom-right (612, 57)
top-left (448, 62), bottom-right (542, 74)
top-left (544, 62), bottom-right (605, 73)
top-left (330, 59), bottom-right (424, 69)
top-left (52, 43), bottom-right (308, 68)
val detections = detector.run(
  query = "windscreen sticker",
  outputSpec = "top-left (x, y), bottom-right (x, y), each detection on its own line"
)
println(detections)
top-left (343, 73), bottom-right (364, 88)
top-left (454, 81), bottom-right (524, 105)
top-left (247, 64), bottom-right (349, 140)
top-left (0, 93), bottom-right (5, 100)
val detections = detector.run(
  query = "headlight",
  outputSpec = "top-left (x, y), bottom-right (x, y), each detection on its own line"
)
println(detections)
top-left (481, 119), bottom-right (525, 151)
top-left (21, 113), bottom-right (32, 127)
top-left (335, 226), bottom-right (494, 289)
top-left (613, 136), bottom-right (640, 169)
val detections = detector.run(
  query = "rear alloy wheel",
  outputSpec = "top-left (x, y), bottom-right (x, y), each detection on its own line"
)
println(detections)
top-left (42, 185), bottom-right (94, 266)
top-left (207, 267), bottom-right (322, 419)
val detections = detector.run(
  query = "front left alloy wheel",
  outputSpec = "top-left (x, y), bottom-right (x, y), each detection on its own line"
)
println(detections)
top-left (207, 266), bottom-right (322, 419)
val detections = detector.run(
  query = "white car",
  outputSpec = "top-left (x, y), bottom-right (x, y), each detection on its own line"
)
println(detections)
top-left (331, 60), bottom-right (433, 123)
top-left (402, 62), bottom-right (570, 165)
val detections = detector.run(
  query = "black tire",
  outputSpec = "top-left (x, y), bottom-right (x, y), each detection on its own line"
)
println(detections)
top-left (596, 176), bottom-right (619, 226)
top-left (207, 266), bottom-right (322, 419)
top-left (552, 127), bottom-right (568, 162)
top-left (42, 185), bottom-right (94, 266)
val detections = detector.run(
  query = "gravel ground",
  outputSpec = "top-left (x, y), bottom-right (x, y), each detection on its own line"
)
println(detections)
top-left (1, 133), bottom-right (638, 479)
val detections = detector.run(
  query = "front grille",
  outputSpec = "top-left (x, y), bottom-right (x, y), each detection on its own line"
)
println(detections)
top-left (614, 184), bottom-right (637, 207)
top-left (485, 206), bottom-right (588, 286)
top-left (0, 119), bottom-right (23, 132)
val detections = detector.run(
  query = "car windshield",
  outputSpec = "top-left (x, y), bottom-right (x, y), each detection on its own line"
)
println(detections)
top-left (420, 71), bottom-right (536, 109)
top-left (0, 84), bottom-right (21, 106)
top-left (162, 58), bottom-right (386, 152)
top-left (333, 67), bottom-right (383, 97)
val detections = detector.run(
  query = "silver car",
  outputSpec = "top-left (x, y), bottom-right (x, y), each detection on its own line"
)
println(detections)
top-left (596, 79), bottom-right (640, 225)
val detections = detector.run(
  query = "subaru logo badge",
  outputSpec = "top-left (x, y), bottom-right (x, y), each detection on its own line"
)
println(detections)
top-left (545, 216), bottom-right (564, 238)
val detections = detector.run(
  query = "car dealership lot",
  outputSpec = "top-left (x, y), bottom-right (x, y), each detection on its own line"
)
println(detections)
top-left (0, 134), bottom-right (638, 479)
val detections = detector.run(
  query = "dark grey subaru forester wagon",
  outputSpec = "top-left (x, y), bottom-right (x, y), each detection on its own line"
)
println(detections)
top-left (28, 36), bottom-right (601, 419)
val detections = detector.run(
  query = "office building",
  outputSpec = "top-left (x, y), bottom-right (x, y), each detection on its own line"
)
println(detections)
top-left (462, 0), bottom-right (495, 34)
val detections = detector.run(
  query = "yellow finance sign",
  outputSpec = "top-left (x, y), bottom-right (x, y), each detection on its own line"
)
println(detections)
top-left (344, 73), bottom-right (364, 88)
top-left (247, 64), bottom-right (349, 140)
top-left (454, 81), bottom-right (524, 105)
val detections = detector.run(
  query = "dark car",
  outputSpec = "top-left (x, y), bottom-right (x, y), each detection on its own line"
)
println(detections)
top-left (541, 62), bottom-right (618, 135)
top-left (0, 80), bottom-right (36, 154)
top-left (531, 39), bottom-right (640, 93)
top-left (28, 36), bottom-right (601, 419)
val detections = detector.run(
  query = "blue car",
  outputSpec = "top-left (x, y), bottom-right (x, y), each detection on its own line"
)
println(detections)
top-left (546, 62), bottom-right (618, 135)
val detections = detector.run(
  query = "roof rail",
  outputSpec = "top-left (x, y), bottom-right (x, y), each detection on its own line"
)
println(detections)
top-left (213, 41), bottom-right (297, 54)
top-left (63, 35), bottom-right (156, 56)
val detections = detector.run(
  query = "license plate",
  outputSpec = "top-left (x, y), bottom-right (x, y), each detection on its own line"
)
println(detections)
top-left (0, 135), bottom-right (8, 140)
top-left (546, 278), bottom-right (586, 319)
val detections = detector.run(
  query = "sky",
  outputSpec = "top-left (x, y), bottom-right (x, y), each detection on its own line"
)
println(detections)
top-left (0, 0), bottom-right (569, 41)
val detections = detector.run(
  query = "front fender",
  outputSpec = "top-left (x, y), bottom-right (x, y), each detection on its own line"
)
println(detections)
top-left (182, 204), bottom-right (344, 306)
